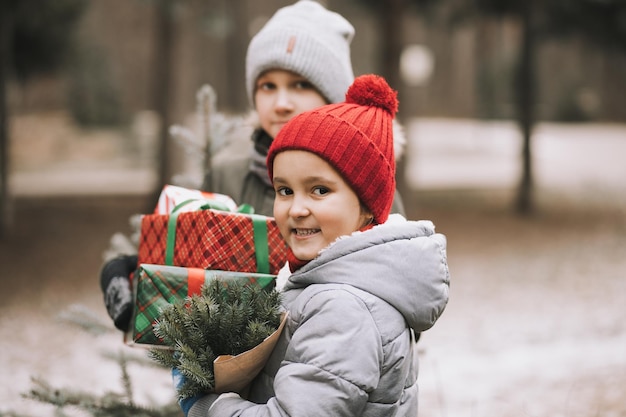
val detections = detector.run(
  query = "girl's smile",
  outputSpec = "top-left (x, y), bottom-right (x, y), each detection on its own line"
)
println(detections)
top-left (292, 228), bottom-right (321, 237)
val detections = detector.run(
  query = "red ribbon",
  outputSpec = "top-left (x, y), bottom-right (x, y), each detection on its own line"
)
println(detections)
top-left (187, 267), bottom-right (206, 296)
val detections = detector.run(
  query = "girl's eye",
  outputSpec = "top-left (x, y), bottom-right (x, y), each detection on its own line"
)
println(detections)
top-left (313, 186), bottom-right (329, 196)
top-left (276, 187), bottom-right (293, 196)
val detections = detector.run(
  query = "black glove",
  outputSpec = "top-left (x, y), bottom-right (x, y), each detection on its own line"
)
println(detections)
top-left (100, 255), bottom-right (137, 332)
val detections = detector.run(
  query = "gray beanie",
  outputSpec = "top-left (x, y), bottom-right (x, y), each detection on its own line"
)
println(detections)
top-left (246, 0), bottom-right (355, 106)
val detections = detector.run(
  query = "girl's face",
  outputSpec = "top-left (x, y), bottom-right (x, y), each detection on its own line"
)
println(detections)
top-left (254, 69), bottom-right (327, 139)
top-left (272, 150), bottom-right (372, 261)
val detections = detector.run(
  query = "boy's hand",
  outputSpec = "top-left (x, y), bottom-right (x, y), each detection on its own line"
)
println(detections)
top-left (99, 255), bottom-right (137, 331)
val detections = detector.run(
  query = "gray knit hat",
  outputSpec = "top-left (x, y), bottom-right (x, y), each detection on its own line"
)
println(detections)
top-left (246, 0), bottom-right (355, 106)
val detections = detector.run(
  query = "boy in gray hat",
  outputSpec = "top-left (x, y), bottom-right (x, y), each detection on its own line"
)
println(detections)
top-left (206, 0), bottom-right (371, 216)
top-left (100, 0), bottom-right (406, 332)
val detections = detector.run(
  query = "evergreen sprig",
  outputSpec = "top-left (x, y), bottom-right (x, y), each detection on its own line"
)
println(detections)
top-left (149, 278), bottom-right (282, 399)
top-left (23, 365), bottom-right (181, 417)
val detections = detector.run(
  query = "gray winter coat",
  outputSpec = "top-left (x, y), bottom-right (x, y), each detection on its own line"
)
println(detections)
top-left (205, 134), bottom-right (276, 216)
top-left (190, 215), bottom-right (450, 417)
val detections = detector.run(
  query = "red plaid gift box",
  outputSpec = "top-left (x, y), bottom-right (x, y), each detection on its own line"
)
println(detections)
top-left (138, 208), bottom-right (288, 275)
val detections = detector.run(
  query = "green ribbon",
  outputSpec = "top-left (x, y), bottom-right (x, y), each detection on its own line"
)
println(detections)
top-left (165, 198), bottom-right (231, 265)
top-left (164, 200), bottom-right (270, 274)
top-left (250, 213), bottom-right (270, 274)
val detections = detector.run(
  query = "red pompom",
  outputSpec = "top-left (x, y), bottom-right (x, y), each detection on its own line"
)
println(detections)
top-left (345, 74), bottom-right (398, 116)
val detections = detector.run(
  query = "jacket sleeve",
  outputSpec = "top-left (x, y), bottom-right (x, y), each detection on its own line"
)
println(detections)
top-left (190, 287), bottom-right (382, 417)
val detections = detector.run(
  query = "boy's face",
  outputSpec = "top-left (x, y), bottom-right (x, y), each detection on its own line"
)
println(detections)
top-left (254, 69), bottom-right (327, 139)
top-left (272, 150), bottom-right (372, 261)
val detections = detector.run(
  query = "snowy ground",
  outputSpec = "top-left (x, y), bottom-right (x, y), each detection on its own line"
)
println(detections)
top-left (1, 115), bottom-right (625, 416)
top-left (409, 119), bottom-right (626, 417)
top-left (415, 201), bottom-right (626, 417)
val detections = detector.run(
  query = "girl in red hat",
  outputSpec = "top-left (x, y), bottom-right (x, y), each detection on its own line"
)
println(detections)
top-left (181, 75), bottom-right (449, 417)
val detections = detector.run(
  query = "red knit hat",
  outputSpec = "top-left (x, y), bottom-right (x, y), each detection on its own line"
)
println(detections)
top-left (267, 74), bottom-right (398, 224)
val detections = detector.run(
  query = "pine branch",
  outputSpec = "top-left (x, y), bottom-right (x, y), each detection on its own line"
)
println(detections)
top-left (23, 376), bottom-right (181, 417)
top-left (149, 279), bottom-right (282, 399)
top-left (100, 349), bottom-right (162, 370)
top-left (8, 305), bottom-right (181, 417)
top-left (119, 352), bottom-right (134, 406)
top-left (57, 304), bottom-right (113, 336)
top-left (0, 410), bottom-right (35, 417)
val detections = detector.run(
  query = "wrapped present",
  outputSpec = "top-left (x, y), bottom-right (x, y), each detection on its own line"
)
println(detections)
top-left (128, 264), bottom-right (276, 346)
top-left (154, 184), bottom-right (238, 214)
top-left (138, 207), bottom-right (288, 275)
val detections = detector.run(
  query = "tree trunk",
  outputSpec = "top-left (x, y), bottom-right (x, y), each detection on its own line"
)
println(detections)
top-left (0, 4), bottom-right (14, 238)
top-left (378, 0), bottom-right (405, 94)
top-left (224, 0), bottom-right (248, 113)
top-left (151, 0), bottom-right (176, 203)
top-left (515, 0), bottom-right (535, 215)
top-left (377, 0), bottom-right (410, 207)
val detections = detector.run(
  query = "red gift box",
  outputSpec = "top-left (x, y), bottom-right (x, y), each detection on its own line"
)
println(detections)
top-left (138, 208), bottom-right (289, 275)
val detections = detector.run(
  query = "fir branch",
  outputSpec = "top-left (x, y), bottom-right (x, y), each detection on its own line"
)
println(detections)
top-left (0, 410), bottom-right (36, 417)
top-left (100, 349), bottom-right (161, 370)
top-left (169, 83), bottom-right (247, 189)
top-left (23, 376), bottom-right (181, 417)
top-left (149, 279), bottom-right (282, 399)
top-left (119, 352), bottom-right (134, 407)
top-left (57, 304), bottom-right (113, 336)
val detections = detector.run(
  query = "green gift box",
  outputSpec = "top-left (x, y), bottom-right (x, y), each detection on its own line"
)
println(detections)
top-left (127, 264), bottom-right (276, 347)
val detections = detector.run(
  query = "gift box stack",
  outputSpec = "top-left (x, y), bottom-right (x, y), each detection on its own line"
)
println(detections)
top-left (128, 185), bottom-right (290, 347)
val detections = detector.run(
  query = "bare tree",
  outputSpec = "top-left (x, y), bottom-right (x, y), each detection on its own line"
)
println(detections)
top-left (514, 0), bottom-right (536, 213)
top-left (442, 0), bottom-right (626, 213)
top-left (0, 4), bottom-right (13, 238)
top-left (353, 0), bottom-right (436, 203)
top-left (0, 0), bottom-right (86, 238)
top-left (150, 0), bottom-right (177, 205)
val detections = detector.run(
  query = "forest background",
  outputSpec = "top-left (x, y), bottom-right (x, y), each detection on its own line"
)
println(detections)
top-left (0, 1), bottom-right (625, 416)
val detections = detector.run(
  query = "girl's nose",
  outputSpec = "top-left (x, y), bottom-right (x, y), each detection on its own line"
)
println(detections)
top-left (288, 195), bottom-right (309, 218)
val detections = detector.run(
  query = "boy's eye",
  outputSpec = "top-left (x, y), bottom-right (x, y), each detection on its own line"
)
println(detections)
top-left (294, 80), bottom-right (315, 90)
top-left (258, 81), bottom-right (276, 91)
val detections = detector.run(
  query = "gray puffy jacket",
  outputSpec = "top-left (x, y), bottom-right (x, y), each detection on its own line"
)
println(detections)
top-left (190, 216), bottom-right (450, 417)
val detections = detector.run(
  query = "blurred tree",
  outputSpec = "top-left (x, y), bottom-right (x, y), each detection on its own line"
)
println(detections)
top-left (354, 0), bottom-right (437, 204)
top-left (150, 0), bottom-right (177, 203)
top-left (446, 0), bottom-right (538, 214)
top-left (544, 0), bottom-right (626, 51)
top-left (0, 0), bottom-right (87, 238)
top-left (67, 44), bottom-right (123, 126)
top-left (9, 0), bottom-right (87, 81)
top-left (222, 0), bottom-right (249, 113)
top-left (451, 0), bottom-right (626, 214)
top-left (355, 0), bottom-right (438, 115)
top-left (147, 0), bottom-right (248, 203)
